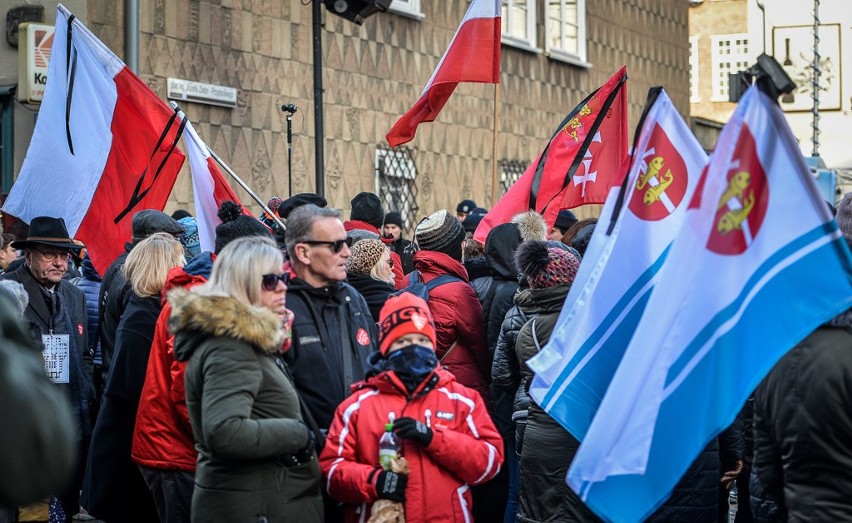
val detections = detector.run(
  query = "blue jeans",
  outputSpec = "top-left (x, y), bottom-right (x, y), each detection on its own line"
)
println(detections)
top-left (504, 443), bottom-right (521, 523)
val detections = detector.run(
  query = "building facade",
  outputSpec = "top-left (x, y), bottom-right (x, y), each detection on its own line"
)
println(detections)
top-left (1, 0), bottom-right (690, 234)
top-left (689, 0), bottom-right (851, 198)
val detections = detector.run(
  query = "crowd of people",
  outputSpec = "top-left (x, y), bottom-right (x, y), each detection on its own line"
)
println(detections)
top-left (0, 190), bottom-right (850, 523)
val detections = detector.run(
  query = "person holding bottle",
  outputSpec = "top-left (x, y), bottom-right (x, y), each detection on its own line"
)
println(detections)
top-left (319, 292), bottom-right (504, 522)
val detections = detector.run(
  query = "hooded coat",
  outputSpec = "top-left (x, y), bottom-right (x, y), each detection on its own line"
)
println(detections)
top-left (346, 272), bottom-right (395, 323)
top-left (132, 252), bottom-right (213, 472)
top-left (171, 289), bottom-right (323, 523)
top-left (412, 251), bottom-right (491, 402)
top-left (515, 283), bottom-right (599, 523)
top-left (319, 367), bottom-right (504, 523)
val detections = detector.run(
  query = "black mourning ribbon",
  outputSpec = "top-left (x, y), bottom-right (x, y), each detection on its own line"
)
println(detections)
top-left (65, 14), bottom-right (77, 156)
top-left (113, 109), bottom-right (187, 224)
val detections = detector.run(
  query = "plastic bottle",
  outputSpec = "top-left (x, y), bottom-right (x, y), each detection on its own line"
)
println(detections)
top-left (379, 423), bottom-right (401, 470)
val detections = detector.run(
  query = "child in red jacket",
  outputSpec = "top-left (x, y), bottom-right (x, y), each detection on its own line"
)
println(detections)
top-left (319, 293), bottom-right (504, 522)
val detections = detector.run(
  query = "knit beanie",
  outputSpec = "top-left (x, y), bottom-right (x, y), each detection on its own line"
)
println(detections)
top-left (267, 196), bottom-right (283, 215)
top-left (415, 210), bottom-right (466, 261)
top-left (836, 193), bottom-right (852, 238)
top-left (515, 240), bottom-right (580, 289)
top-left (554, 210), bottom-right (578, 231)
top-left (384, 211), bottom-right (403, 228)
top-left (346, 239), bottom-right (387, 276)
top-left (462, 207), bottom-right (488, 233)
top-left (177, 216), bottom-right (200, 259)
top-left (214, 201), bottom-right (272, 254)
top-left (378, 292), bottom-right (437, 355)
top-left (350, 192), bottom-right (385, 229)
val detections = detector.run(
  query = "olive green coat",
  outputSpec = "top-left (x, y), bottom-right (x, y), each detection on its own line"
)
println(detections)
top-left (170, 289), bottom-right (323, 523)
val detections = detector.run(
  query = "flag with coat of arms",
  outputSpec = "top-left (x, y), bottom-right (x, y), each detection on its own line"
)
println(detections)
top-left (563, 85), bottom-right (852, 522)
top-left (527, 87), bottom-right (708, 441)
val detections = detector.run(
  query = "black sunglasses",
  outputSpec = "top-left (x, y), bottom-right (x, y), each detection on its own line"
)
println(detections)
top-left (302, 238), bottom-right (352, 254)
top-left (262, 273), bottom-right (290, 291)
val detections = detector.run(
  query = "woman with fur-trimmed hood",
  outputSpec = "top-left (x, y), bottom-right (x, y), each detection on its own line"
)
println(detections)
top-left (170, 236), bottom-right (322, 522)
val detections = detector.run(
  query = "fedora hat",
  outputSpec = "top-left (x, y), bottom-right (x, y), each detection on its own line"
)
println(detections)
top-left (12, 216), bottom-right (82, 251)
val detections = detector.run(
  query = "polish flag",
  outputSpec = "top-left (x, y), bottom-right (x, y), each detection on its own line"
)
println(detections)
top-left (386, 0), bottom-right (501, 147)
top-left (182, 118), bottom-right (251, 253)
top-left (3, 5), bottom-right (185, 275)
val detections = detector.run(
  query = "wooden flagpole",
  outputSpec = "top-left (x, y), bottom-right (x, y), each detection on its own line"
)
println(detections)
top-left (490, 83), bottom-right (501, 207)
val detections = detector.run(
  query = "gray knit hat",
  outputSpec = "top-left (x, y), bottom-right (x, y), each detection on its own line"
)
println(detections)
top-left (415, 210), bottom-right (465, 260)
top-left (836, 193), bottom-right (852, 239)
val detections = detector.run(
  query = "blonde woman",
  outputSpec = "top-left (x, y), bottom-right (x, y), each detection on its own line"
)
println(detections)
top-left (170, 236), bottom-right (322, 522)
top-left (345, 238), bottom-right (395, 321)
top-left (82, 232), bottom-right (185, 522)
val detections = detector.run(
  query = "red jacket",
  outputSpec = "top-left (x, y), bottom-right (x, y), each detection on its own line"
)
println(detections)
top-left (131, 260), bottom-right (209, 471)
top-left (319, 368), bottom-right (504, 523)
top-left (412, 251), bottom-right (491, 401)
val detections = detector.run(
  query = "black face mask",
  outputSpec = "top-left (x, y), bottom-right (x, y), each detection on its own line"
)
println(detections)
top-left (386, 344), bottom-right (438, 393)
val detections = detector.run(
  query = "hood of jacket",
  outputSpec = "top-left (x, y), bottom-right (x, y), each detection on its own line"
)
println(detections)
top-left (80, 255), bottom-right (102, 281)
top-left (514, 283), bottom-right (571, 313)
top-left (485, 223), bottom-right (522, 281)
top-left (160, 251), bottom-right (214, 304)
top-left (512, 211), bottom-right (548, 242)
top-left (169, 288), bottom-right (285, 361)
top-left (413, 250), bottom-right (469, 282)
top-left (464, 256), bottom-right (490, 282)
top-left (346, 272), bottom-right (394, 294)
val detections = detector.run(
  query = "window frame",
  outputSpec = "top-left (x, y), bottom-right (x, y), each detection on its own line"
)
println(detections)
top-left (375, 145), bottom-right (419, 236)
top-left (711, 33), bottom-right (752, 102)
top-left (690, 36), bottom-right (700, 102)
top-left (544, 0), bottom-right (589, 66)
top-left (388, 0), bottom-right (423, 21)
top-left (501, 0), bottom-right (538, 52)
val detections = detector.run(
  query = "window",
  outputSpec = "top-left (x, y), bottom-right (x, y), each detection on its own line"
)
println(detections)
top-left (499, 159), bottom-right (527, 195)
top-left (711, 34), bottom-right (752, 101)
top-left (375, 144), bottom-right (419, 235)
top-left (501, 0), bottom-right (536, 50)
top-left (545, 0), bottom-right (587, 63)
top-left (690, 36), bottom-right (700, 102)
top-left (388, 0), bottom-right (422, 20)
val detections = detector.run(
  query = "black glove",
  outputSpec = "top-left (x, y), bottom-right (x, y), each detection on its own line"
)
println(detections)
top-left (393, 417), bottom-right (433, 447)
top-left (294, 426), bottom-right (316, 463)
top-left (375, 470), bottom-right (408, 502)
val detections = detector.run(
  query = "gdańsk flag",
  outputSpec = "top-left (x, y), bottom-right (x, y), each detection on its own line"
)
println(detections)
top-left (474, 67), bottom-right (628, 244)
top-left (564, 85), bottom-right (852, 522)
top-left (3, 5), bottom-right (185, 274)
top-left (182, 117), bottom-right (249, 253)
top-left (527, 88), bottom-right (707, 442)
top-left (385, 0), bottom-right (500, 147)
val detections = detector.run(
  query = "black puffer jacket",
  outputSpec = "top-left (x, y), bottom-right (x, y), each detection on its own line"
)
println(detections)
top-left (750, 311), bottom-right (852, 522)
top-left (515, 282), bottom-right (598, 523)
top-left (492, 285), bottom-right (566, 440)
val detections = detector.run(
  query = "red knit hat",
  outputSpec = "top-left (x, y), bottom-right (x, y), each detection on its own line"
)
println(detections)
top-left (378, 293), bottom-right (437, 355)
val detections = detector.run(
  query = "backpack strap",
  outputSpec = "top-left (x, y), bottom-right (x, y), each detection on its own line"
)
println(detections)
top-left (424, 274), bottom-right (464, 291)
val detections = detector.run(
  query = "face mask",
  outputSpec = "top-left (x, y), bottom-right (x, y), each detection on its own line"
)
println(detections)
top-left (386, 344), bottom-right (438, 391)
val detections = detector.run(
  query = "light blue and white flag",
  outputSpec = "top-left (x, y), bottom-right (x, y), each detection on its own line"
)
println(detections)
top-left (566, 85), bottom-right (852, 522)
top-left (528, 88), bottom-right (707, 440)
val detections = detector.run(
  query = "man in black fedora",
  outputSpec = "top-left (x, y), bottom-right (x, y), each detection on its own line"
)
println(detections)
top-left (0, 216), bottom-right (96, 521)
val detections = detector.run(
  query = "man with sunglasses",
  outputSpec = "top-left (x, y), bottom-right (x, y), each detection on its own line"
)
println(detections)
top-left (1, 216), bottom-right (96, 521)
top-left (283, 204), bottom-right (378, 425)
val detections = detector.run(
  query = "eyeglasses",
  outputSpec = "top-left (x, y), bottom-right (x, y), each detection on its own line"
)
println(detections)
top-left (33, 248), bottom-right (68, 261)
top-left (262, 273), bottom-right (290, 291)
top-left (301, 238), bottom-right (352, 254)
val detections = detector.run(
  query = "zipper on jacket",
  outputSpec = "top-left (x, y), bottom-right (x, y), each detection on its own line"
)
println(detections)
top-left (424, 409), bottom-right (432, 428)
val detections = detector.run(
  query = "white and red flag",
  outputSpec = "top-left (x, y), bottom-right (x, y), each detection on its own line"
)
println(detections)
top-left (181, 118), bottom-right (250, 253)
top-left (386, 0), bottom-right (500, 147)
top-left (3, 5), bottom-right (185, 274)
top-left (474, 67), bottom-right (628, 243)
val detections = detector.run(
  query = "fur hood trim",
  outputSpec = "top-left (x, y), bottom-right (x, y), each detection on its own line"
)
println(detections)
top-left (512, 211), bottom-right (548, 242)
top-left (168, 288), bottom-right (285, 354)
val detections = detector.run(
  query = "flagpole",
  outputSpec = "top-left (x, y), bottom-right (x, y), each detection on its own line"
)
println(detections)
top-left (207, 148), bottom-right (286, 230)
top-left (490, 83), bottom-right (501, 207)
